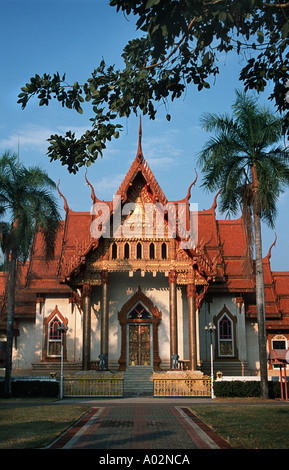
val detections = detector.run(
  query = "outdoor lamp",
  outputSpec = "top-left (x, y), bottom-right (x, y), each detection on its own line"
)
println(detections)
top-left (57, 323), bottom-right (68, 399)
top-left (205, 322), bottom-right (216, 399)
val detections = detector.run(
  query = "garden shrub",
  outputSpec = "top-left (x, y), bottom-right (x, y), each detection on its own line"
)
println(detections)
top-left (214, 380), bottom-right (283, 399)
top-left (0, 380), bottom-right (59, 398)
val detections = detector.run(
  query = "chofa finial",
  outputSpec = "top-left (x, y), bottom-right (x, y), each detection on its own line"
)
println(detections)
top-left (137, 115), bottom-right (143, 160)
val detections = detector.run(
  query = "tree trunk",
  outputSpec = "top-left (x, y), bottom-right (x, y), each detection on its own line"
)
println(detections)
top-left (251, 164), bottom-right (269, 399)
top-left (4, 252), bottom-right (17, 398)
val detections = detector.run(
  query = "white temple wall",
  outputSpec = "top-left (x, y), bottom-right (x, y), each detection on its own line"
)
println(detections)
top-left (9, 284), bottom-right (260, 377)
top-left (11, 321), bottom-right (36, 370)
top-left (245, 321), bottom-right (260, 375)
top-left (198, 293), bottom-right (248, 370)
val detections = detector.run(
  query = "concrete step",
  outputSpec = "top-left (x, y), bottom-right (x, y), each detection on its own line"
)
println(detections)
top-left (124, 367), bottom-right (154, 396)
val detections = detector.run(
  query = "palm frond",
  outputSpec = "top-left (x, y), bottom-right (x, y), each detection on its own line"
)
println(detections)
top-left (198, 89), bottom-right (289, 231)
top-left (0, 152), bottom-right (61, 264)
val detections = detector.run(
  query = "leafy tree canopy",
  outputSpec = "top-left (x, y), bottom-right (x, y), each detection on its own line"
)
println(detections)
top-left (18, 0), bottom-right (289, 173)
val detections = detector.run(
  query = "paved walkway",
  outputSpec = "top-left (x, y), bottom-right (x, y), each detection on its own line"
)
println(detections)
top-left (47, 401), bottom-right (232, 450)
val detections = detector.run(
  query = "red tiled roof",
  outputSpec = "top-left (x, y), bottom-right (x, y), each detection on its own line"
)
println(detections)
top-left (0, 123), bottom-right (288, 331)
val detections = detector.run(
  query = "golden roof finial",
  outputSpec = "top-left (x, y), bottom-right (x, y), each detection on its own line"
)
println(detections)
top-left (137, 115), bottom-right (143, 160)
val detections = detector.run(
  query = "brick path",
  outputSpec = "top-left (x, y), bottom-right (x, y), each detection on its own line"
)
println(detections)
top-left (48, 405), bottom-right (231, 450)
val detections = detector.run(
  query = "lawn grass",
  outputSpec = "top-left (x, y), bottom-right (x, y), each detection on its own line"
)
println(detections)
top-left (0, 401), bottom-right (90, 449)
top-left (191, 403), bottom-right (289, 449)
top-left (1, 399), bottom-right (289, 449)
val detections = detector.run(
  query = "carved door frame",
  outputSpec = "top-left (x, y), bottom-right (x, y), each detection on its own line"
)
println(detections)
top-left (118, 287), bottom-right (162, 370)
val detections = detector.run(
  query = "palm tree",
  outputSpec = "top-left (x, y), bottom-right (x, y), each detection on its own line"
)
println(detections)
top-left (198, 90), bottom-right (289, 398)
top-left (0, 152), bottom-right (60, 397)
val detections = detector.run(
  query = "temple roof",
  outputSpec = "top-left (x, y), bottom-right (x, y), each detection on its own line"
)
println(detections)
top-left (0, 120), bottom-right (288, 329)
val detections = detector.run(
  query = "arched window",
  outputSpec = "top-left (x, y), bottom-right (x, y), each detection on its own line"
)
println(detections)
top-left (218, 313), bottom-right (233, 357)
top-left (136, 242), bottom-right (142, 259)
top-left (43, 306), bottom-right (68, 362)
top-left (124, 242), bottom-right (130, 259)
top-left (149, 243), bottom-right (155, 260)
top-left (112, 242), bottom-right (117, 260)
top-left (161, 242), bottom-right (167, 259)
top-left (48, 315), bottom-right (62, 357)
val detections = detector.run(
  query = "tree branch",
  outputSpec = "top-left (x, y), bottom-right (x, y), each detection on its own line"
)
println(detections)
top-left (144, 18), bottom-right (196, 70)
top-left (264, 2), bottom-right (289, 7)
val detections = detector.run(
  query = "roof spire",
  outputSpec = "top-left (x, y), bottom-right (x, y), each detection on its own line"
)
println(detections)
top-left (265, 232), bottom-right (277, 260)
top-left (85, 170), bottom-right (99, 204)
top-left (57, 180), bottom-right (69, 213)
top-left (211, 188), bottom-right (222, 211)
top-left (137, 115), bottom-right (143, 160)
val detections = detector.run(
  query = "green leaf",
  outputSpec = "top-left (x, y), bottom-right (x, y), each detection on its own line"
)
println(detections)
top-left (218, 12), bottom-right (227, 23)
top-left (257, 31), bottom-right (264, 44)
top-left (202, 52), bottom-right (210, 65)
top-left (161, 24), bottom-right (168, 37)
top-left (145, 0), bottom-right (160, 9)
top-left (282, 22), bottom-right (289, 39)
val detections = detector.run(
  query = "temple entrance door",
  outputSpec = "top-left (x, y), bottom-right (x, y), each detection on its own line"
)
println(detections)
top-left (118, 291), bottom-right (162, 371)
top-left (128, 324), bottom-right (151, 366)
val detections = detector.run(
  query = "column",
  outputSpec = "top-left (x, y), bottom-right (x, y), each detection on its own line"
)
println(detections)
top-left (82, 283), bottom-right (91, 371)
top-left (169, 270), bottom-right (178, 367)
top-left (100, 270), bottom-right (109, 369)
top-left (187, 283), bottom-right (197, 370)
top-left (236, 295), bottom-right (247, 374)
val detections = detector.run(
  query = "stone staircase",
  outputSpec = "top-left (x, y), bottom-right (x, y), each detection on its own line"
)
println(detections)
top-left (123, 366), bottom-right (154, 397)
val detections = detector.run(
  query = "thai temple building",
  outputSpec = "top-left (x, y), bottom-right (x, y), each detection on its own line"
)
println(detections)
top-left (0, 121), bottom-right (289, 395)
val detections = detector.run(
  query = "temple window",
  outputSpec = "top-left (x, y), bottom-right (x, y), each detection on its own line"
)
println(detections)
top-left (124, 243), bottom-right (130, 259)
top-left (112, 242), bottom-right (118, 260)
top-left (43, 306), bottom-right (68, 363)
top-left (149, 243), bottom-right (155, 260)
top-left (136, 242), bottom-right (142, 260)
top-left (218, 313), bottom-right (234, 357)
top-left (48, 315), bottom-right (62, 357)
top-left (161, 242), bottom-right (167, 259)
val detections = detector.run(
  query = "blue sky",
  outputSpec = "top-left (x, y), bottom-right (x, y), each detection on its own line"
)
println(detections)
top-left (0, 0), bottom-right (288, 271)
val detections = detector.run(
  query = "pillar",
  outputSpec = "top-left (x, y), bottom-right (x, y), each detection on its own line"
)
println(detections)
top-left (169, 270), bottom-right (178, 366)
top-left (187, 283), bottom-right (197, 370)
top-left (82, 283), bottom-right (91, 370)
top-left (101, 270), bottom-right (109, 369)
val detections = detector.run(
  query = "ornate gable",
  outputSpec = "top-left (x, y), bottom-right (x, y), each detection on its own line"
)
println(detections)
top-left (54, 118), bottom-right (218, 288)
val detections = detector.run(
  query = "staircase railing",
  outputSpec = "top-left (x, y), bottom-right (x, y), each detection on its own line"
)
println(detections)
top-left (63, 374), bottom-right (124, 397)
top-left (153, 376), bottom-right (211, 397)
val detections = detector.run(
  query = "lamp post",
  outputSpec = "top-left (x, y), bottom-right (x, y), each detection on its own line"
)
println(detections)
top-left (205, 322), bottom-right (216, 399)
top-left (58, 323), bottom-right (68, 399)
